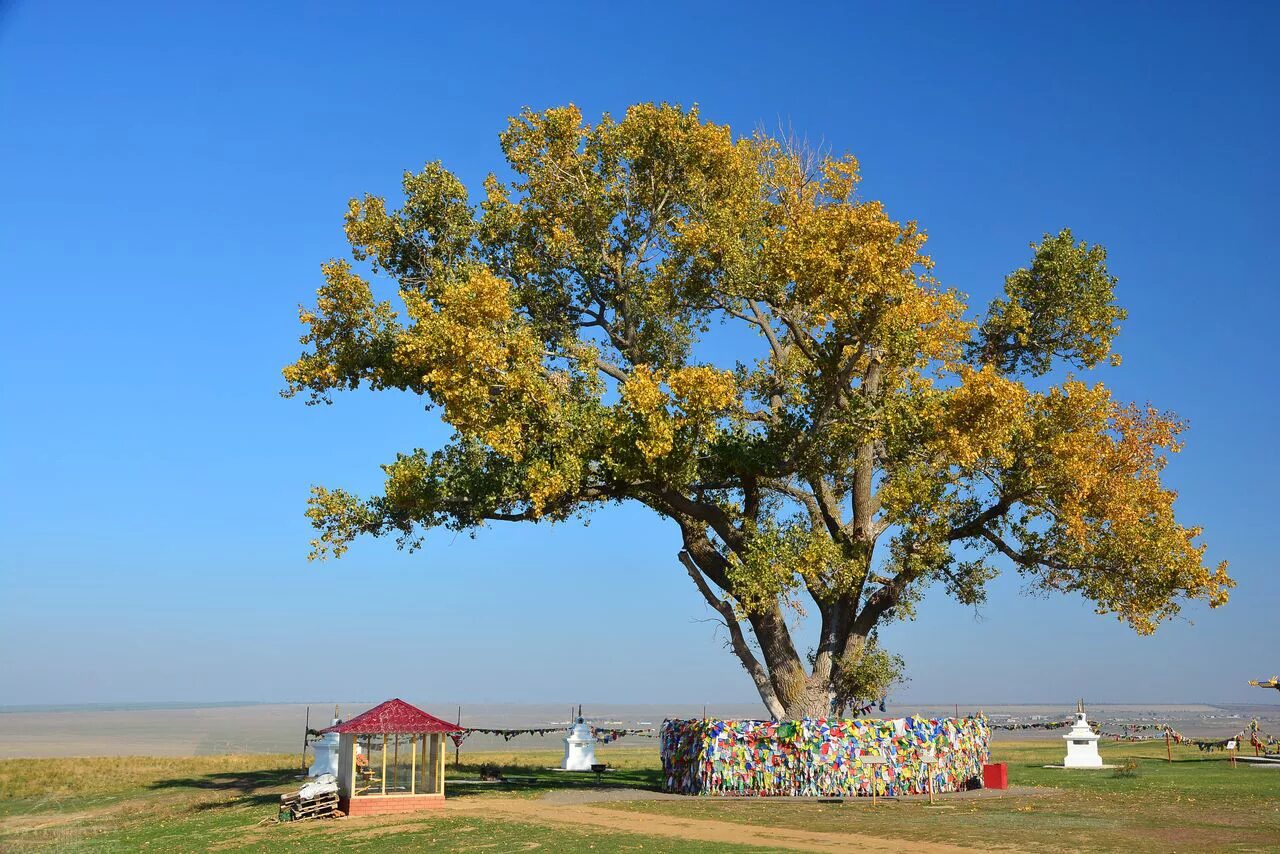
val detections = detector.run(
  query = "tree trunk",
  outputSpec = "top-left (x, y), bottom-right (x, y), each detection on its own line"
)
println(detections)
top-left (778, 685), bottom-right (833, 719)
top-left (675, 524), bottom-right (880, 722)
top-left (749, 606), bottom-right (856, 720)
top-left (760, 620), bottom-right (874, 720)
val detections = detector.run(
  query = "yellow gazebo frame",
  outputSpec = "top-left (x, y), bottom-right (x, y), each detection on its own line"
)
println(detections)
top-left (323, 698), bottom-right (459, 817)
top-left (338, 732), bottom-right (446, 801)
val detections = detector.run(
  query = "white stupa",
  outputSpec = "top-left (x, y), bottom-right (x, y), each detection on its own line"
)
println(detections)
top-left (561, 713), bottom-right (598, 771)
top-left (309, 710), bottom-right (358, 778)
top-left (1062, 699), bottom-right (1104, 768)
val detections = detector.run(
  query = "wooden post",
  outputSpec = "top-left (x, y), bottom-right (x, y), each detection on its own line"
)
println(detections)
top-left (436, 733), bottom-right (446, 794)
top-left (1165, 731), bottom-right (1172, 763)
top-left (455, 707), bottom-right (461, 765)
top-left (410, 735), bottom-right (417, 794)
top-left (393, 735), bottom-right (400, 791)
top-left (864, 751), bottom-right (887, 806)
top-left (381, 733), bottom-right (388, 795)
top-left (922, 747), bottom-right (937, 805)
top-left (301, 707), bottom-right (310, 774)
top-left (351, 736), bottom-right (359, 797)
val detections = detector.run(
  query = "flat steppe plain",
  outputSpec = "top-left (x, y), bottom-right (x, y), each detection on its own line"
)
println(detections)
top-left (0, 701), bottom-right (1275, 758)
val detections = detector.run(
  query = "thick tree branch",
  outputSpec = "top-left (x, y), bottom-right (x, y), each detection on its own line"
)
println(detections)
top-left (948, 497), bottom-right (1015, 542)
top-left (679, 550), bottom-right (785, 719)
top-left (850, 571), bottom-right (915, 638)
top-left (748, 299), bottom-right (788, 364)
top-left (773, 306), bottom-right (821, 364)
top-left (849, 352), bottom-right (883, 542)
top-left (805, 475), bottom-right (851, 546)
top-left (592, 356), bottom-right (629, 383)
top-left (978, 526), bottom-right (1075, 573)
top-left (850, 497), bottom-right (1024, 640)
top-left (652, 488), bottom-right (745, 553)
top-left (677, 521), bottom-right (810, 709)
top-left (759, 478), bottom-right (825, 529)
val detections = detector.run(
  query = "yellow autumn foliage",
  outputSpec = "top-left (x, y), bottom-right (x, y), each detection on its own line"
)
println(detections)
top-left (284, 103), bottom-right (1230, 715)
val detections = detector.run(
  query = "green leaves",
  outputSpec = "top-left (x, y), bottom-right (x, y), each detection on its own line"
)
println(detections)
top-left (828, 634), bottom-right (905, 708)
top-left (972, 229), bottom-right (1126, 376)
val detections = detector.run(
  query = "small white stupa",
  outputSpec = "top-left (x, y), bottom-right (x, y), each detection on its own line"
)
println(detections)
top-left (309, 708), bottom-right (356, 778)
top-left (561, 708), bottom-right (598, 771)
top-left (1062, 699), bottom-right (1104, 768)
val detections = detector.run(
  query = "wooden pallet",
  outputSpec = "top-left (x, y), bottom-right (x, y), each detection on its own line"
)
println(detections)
top-left (279, 791), bottom-right (341, 821)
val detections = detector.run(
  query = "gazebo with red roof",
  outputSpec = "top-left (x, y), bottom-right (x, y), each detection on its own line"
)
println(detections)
top-left (322, 698), bottom-right (462, 816)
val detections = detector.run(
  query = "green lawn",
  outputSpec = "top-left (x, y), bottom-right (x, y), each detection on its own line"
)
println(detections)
top-left (1, 742), bottom-right (1276, 852)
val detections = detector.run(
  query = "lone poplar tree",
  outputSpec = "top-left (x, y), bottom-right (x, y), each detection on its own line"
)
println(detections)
top-left (284, 104), bottom-right (1231, 719)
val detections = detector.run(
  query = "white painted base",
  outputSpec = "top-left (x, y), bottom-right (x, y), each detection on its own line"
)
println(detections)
top-left (561, 719), bottom-right (598, 771)
top-left (1062, 712), bottom-right (1104, 768)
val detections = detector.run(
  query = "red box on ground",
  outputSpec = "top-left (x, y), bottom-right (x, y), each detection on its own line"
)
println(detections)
top-left (982, 762), bottom-right (1008, 789)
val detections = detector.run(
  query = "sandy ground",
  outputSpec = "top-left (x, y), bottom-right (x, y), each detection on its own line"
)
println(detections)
top-left (533, 785), bottom-right (1052, 806)
top-left (445, 793), bottom-right (1006, 853)
top-left (0, 701), bottom-right (1275, 758)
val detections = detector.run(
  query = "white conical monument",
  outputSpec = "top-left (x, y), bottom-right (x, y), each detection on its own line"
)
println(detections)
top-left (561, 706), bottom-right (598, 771)
top-left (1062, 699), bottom-right (1104, 768)
top-left (309, 706), bottom-right (357, 778)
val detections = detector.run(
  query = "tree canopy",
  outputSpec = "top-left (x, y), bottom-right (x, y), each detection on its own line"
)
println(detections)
top-left (283, 103), bottom-right (1232, 718)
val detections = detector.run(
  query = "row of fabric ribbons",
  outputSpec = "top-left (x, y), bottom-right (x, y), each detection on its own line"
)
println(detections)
top-left (989, 718), bottom-right (1279, 753)
top-left (447, 725), bottom-right (658, 748)
top-left (1096, 720), bottom-right (1279, 753)
top-left (445, 700), bottom-right (884, 749)
top-left (660, 715), bottom-right (990, 797)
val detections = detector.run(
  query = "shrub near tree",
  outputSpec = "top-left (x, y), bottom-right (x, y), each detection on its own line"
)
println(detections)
top-left (283, 103), bottom-right (1232, 719)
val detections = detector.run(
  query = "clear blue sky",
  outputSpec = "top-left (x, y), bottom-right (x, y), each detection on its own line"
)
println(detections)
top-left (2, 1), bottom-right (1276, 709)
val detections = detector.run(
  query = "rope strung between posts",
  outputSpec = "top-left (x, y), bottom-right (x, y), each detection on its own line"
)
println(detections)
top-left (989, 718), bottom-right (1279, 752)
top-left (446, 725), bottom-right (660, 748)
top-left (445, 700), bottom-right (885, 747)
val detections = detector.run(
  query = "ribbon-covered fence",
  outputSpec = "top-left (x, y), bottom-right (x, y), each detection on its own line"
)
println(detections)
top-left (661, 716), bottom-right (990, 797)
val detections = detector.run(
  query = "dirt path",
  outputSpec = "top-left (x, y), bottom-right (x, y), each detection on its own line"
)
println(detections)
top-left (447, 796), bottom-right (994, 853)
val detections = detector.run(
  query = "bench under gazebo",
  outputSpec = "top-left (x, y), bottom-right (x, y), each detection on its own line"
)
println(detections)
top-left (321, 698), bottom-right (462, 816)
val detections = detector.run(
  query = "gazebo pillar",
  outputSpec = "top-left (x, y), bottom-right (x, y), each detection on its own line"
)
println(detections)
top-left (426, 732), bottom-right (443, 793)
top-left (336, 733), bottom-right (358, 801)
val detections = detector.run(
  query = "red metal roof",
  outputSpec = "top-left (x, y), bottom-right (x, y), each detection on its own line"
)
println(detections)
top-left (320, 698), bottom-right (462, 734)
